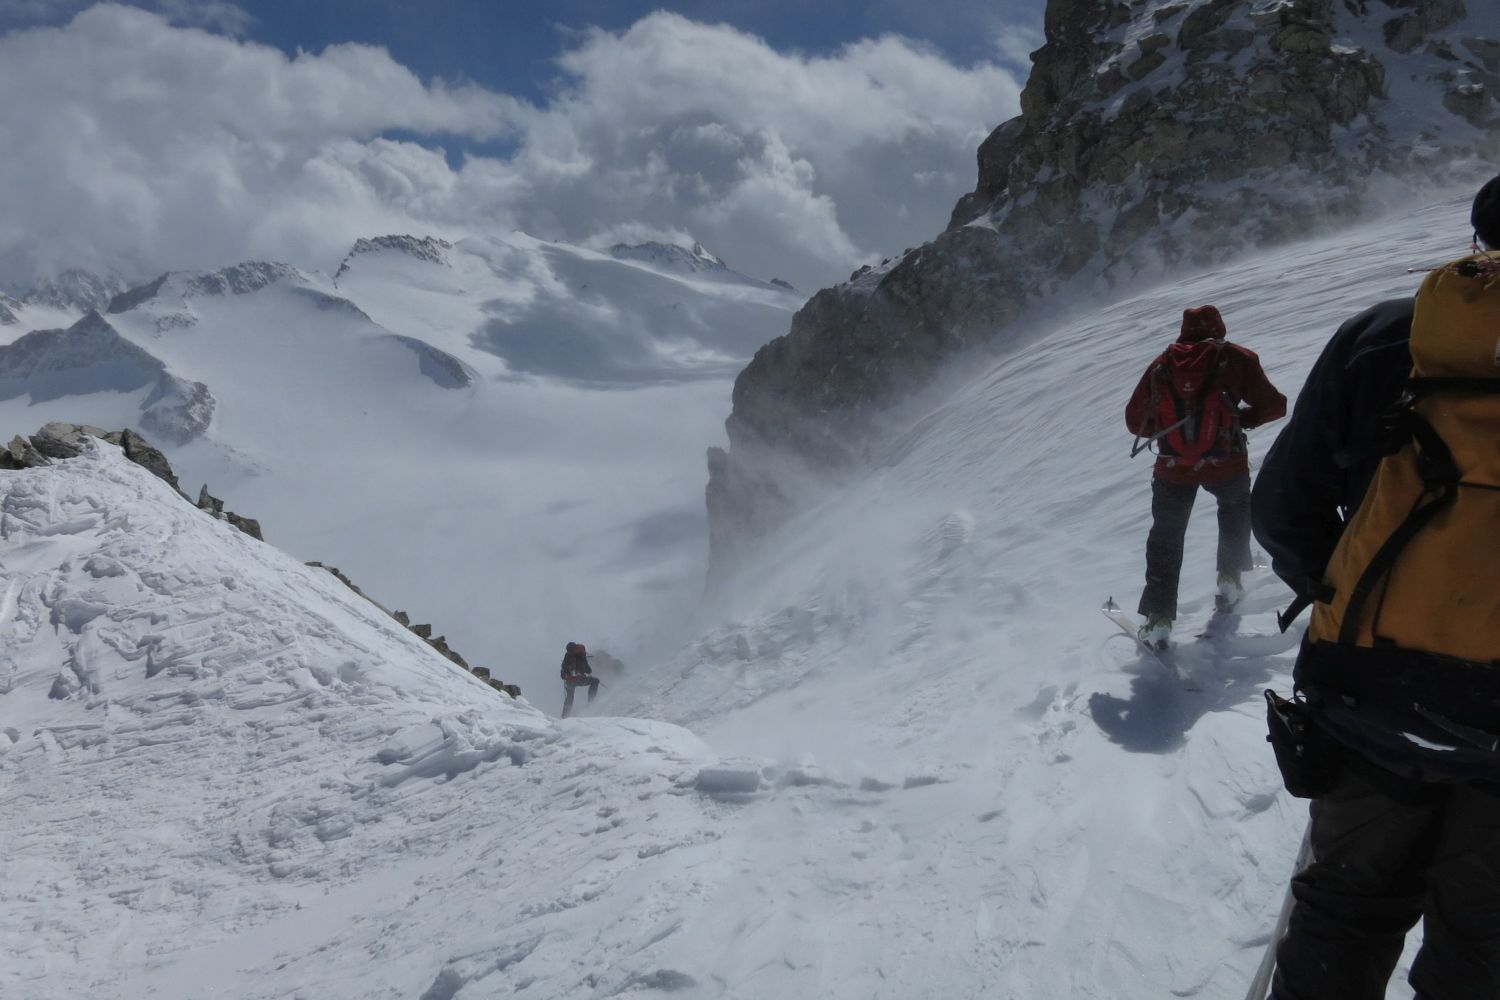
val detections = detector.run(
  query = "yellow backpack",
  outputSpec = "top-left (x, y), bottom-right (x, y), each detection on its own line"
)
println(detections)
top-left (1309, 252), bottom-right (1500, 661)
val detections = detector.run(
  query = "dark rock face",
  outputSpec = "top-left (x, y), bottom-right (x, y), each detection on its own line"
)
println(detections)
top-left (706, 0), bottom-right (1500, 576)
top-left (105, 274), bottom-right (170, 315)
top-left (107, 262), bottom-right (303, 313)
top-left (0, 292), bottom-right (19, 325)
top-left (118, 428), bottom-right (181, 492)
top-left (196, 484), bottom-right (263, 541)
top-left (185, 262), bottom-right (303, 298)
top-left (333, 235), bottom-right (453, 283)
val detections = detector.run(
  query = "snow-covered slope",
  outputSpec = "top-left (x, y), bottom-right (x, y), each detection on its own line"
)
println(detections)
top-left (0, 441), bottom-right (752, 1000)
top-left (335, 232), bottom-right (800, 383)
top-left (597, 190), bottom-right (1477, 998)
top-left (0, 238), bottom-right (803, 697)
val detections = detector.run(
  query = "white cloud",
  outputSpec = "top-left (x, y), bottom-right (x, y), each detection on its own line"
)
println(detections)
top-left (149, 0), bottom-right (250, 35)
top-left (0, 0), bottom-right (251, 33)
top-left (0, 5), bottom-right (1024, 293)
top-left (993, 24), bottom-right (1045, 70)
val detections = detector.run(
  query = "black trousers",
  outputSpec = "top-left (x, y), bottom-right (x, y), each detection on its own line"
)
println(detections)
top-left (561, 676), bottom-right (599, 718)
top-left (1272, 767), bottom-right (1500, 1000)
top-left (1137, 472), bottom-right (1251, 619)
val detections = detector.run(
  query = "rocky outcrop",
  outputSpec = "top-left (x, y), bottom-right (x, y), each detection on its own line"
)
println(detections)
top-left (332, 235), bottom-right (453, 283)
top-left (194, 484), bottom-right (263, 541)
top-left (469, 667), bottom-right (523, 699)
top-left (608, 241), bottom-right (729, 275)
top-left (309, 563), bottom-right (522, 699)
top-left (388, 335), bottom-right (475, 389)
top-left (107, 262), bottom-right (304, 314)
top-left (3, 423), bottom-right (521, 699)
top-left (0, 292), bottom-right (19, 325)
top-left (706, 0), bottom-right (1500, 575)
top-left (2, 423), bottom-right (259, 538)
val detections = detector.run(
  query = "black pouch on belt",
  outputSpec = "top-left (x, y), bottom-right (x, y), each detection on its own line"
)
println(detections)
top-left (1265, 689), bottom-right (1343, 799)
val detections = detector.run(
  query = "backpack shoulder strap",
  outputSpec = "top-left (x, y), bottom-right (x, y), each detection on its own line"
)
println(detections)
top-left (1336, 403), bottom-right (1464, 646)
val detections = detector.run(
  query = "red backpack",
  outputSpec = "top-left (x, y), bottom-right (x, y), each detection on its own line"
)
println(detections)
top-left (1146, 341), bottom-right (1239, 465)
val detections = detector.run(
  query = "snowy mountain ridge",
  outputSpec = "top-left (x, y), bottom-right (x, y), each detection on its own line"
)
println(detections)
top-left (18, 267), bottom-right (127, 314)
top-left (106, 261), bottom-right (311, 316)
top-left (608, 240), bottom-right (728, 275)
top-left (0, 226), bottom-right (805, 703)
top-left (0, 439), bottom-right (763, 999)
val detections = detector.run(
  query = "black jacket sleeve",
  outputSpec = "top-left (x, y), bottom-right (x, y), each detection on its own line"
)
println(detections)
top-left (1251, 298), bottom-right (1414, 600)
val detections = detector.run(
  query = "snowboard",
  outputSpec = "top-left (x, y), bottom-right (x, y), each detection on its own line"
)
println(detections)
top-left (1101, 598), bottom-right (1203, 691)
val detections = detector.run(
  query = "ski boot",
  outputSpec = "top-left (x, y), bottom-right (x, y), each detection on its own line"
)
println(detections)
top-left (1138, 613), bottom-right (1172, 652)
top-left (1215, 571), bottom-right (1244, 613)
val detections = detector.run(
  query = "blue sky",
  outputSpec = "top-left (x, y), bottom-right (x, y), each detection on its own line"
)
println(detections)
top-left (0, 1), bottom-right (1039, 290)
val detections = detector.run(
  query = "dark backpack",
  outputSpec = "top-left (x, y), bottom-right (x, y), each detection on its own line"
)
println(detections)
top-left (561, 643), bottom-right (591, 679)
top-left (1148, 341), bottom-right (1239, 465)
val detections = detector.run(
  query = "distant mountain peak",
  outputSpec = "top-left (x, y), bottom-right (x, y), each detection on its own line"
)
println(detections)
top-left (108, 262), bottom-right (305, 314)
top-left (0, 291), bottom-right (18, 326)
top-left (0, 311), bottom-right (215, 446)
top-left (21, 268), bottom-right (127, 314)
top-left (190, 261), bottom-right (304, 297)
top-left (333, 235), bottom-right (454, 282)
top-left (608, 240), bottom-right (728, 274)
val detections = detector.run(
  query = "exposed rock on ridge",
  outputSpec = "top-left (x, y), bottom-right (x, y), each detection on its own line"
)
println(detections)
top-left (107, 262), bottom-right (305, 314)
top-left (307, 562), bottom-right (521, 698)
top-left (1, 423), bottom-right (258, 539)
top-left (609, 241), bottom-right (729, 275)
top-left (707, 0), bottom-right (1500, 575)
top-left (333, 235), bottom-right (453, 283)
top-left (1, 424), bottom-right (520, 696)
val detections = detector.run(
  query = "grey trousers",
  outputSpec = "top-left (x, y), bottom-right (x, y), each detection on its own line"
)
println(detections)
top-left (1137, 472), bottom-right (1251, 619)
top-left (561, 677), bottom-right (599, 718)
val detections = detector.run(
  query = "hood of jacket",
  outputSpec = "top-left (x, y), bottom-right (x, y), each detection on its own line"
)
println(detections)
top-left (1178, 304), bottom-right (1227, 344)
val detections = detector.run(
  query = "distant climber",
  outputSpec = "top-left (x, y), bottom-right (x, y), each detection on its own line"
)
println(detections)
top-left (559, 641), bottom-right (599, 718)
top-left (1250, 173), bottom-right (1500, 1000)
top-left (1125, 305), bottom-right (1286, 648)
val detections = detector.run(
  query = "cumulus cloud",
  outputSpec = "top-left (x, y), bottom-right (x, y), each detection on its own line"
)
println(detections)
top-left (0, 0), bottom-right (251, 33)
top-left (0, 4), bottom-right (1024, 293)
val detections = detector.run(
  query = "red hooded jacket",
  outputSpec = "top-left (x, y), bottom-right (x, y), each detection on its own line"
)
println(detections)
top-left (1124, 306), bottom-right (1286, 485)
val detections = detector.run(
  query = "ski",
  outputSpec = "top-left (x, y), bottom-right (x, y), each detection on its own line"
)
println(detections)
top-left (1101, 598), bottom-right (1202, 691)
